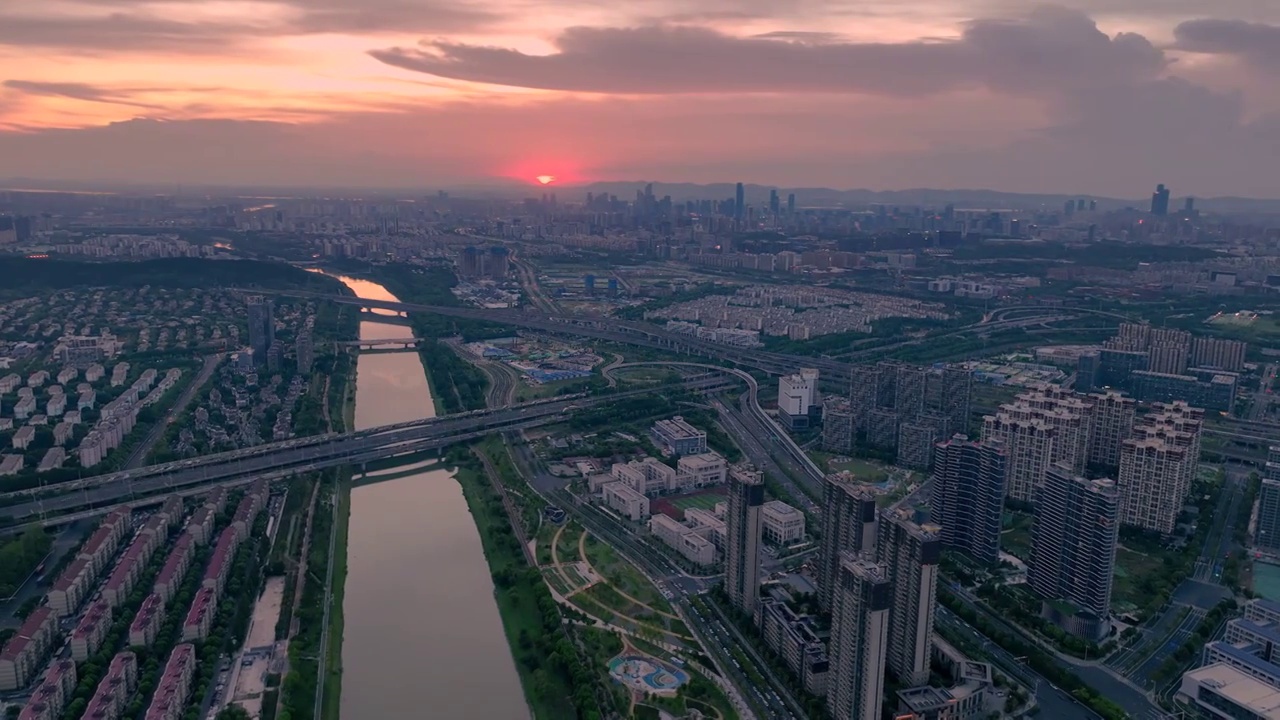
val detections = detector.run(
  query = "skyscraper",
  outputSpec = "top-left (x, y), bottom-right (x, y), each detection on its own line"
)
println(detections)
top-left (1151, 183), bottom-right (1171, 215)
top-left (981, 412), bottom-right (1055, 504)
top-left (1087, 390), bottom-right (1137, 470)
top-left (818, 473), bottom-right (878, 613)
top-left (787, 193), bottom-right (796, 214)
top-left (821, 398), bottom-right (855, 454)
top-left (877, 508), bottom-right (941, 686)
top-left (1118, 407), bottom-right (1200, 535)
top-left (735, 182), bottom-right (745, 222)
top-left (1256, 448), bottom-right (1280, 554)
top-left (769, 189), bottom-right (780, 216)
top-left (295, 331), bottom-right (315, 375)
top-left (725, 464), bottom-right (764, 614)
top-left (827, 556), bottom-right (891, 720)
top-left (931, 437), bottom-right (1005, 565)
top-left (246, 296), bottom-right (274, 360)
top-left (1030, 464), bottom-right (1119, 640)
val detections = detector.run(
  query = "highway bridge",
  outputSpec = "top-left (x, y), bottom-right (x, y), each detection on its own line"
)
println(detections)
top-left (0, 376), bottom-right (740, 527)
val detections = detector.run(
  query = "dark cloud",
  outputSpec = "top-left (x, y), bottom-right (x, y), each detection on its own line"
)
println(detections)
top-left (1174, 19), bottom-right (1280, 68)
top-left (3, 80), bottom-right (163, 110)
top-left (371, 7), bottom-right (1165, 95)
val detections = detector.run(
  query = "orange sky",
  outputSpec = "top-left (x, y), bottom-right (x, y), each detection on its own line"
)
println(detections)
top-left (2, 1), bottom-right (1279, 195)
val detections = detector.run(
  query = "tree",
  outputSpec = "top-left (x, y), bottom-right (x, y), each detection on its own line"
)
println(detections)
top-left (217, 705), bottom-right (253, 720)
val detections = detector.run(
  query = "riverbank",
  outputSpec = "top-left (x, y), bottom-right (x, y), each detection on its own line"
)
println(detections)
top-left (451, 444), bottom-right (610, 720)
top-left (321, 476), bottom-right (350, 720)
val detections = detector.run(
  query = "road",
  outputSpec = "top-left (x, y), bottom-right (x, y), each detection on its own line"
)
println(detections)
top-left (0, 520), bottom-right (89, 629)
top-left (124, 353), bottom-right (224, 470)
top-left (937, 606), bottom-right (1102, 720)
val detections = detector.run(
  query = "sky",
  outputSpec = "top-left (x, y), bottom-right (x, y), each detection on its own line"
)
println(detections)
top-left (1, 0), bottom-right (1279, 197)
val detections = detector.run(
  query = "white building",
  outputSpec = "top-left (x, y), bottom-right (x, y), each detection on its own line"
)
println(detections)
top-left (649, 514), bottom-right (716, 566)
top-left (676, 452), bottom-right (728, 490)
top-left (602, 482), bottom-right (650, 521)
top-left (762, 500), bottom-right (806, 545)
top-left (778, 369), bottom-right (820, 430)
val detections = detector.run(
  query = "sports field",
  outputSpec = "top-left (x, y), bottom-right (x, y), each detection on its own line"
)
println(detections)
top-left (668, 493), bottom-right (724, 512)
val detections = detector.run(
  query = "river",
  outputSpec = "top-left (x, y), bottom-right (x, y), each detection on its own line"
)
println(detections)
top-left (330, 273), bottom-right (528, 720)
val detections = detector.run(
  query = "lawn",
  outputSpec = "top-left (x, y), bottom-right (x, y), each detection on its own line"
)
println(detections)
top-left (1112, 547), bottom-right (1166, 614)
top-left (668, 492), bottom-right (726, 513)
top-left (828, 458), bottom-right (889, 483)
top-left (582, 534), bottom-right (675, 616)
top-left (1000, 511), bottom-right (1034, 562)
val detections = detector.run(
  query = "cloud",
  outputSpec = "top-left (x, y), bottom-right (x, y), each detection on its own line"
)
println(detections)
top-left (3, 80), bottom-right (164, 110)
top-left (0, 0), bottom-right (496, 54)
top-left (371, 6), bottom-right (1165, 96)
top-left (1174, 19), bottom-right (1280, 69)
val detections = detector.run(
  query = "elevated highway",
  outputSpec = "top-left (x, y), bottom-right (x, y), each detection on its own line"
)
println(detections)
top-left (0, 377), bottom-right (739, 527)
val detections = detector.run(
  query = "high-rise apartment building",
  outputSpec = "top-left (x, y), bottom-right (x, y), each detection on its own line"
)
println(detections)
top-left (849, 366), bottom-right (881, 434)
top-left (827, 556), bottom-right (891, 720)
top-left (818, 473), bottom-right (878, 613)
top-left (1148, 328), bottom-right (1192, 375)
top-left (1257, 448), bottom-right (1280, 554)
top-left (1191, 337), bottom-right (1247, 372)
top-left (931, 437), bottom-right (1006, 565)
top-left (877, 508), bottom-right (941, 686)
top-left (295, 331), bottom-right (315, 375)
top-left (1118, 402), bottom-right (1203, 534)
top-left (1030, 464), bottom-right (1119, 640)
top-left (1087, 390), bottom-right (1137, 470)
top-left (245, 296), bottom-right (274, 359)
top-left (821, 397), bottom-right (855, 453)
top-left (982, 412), bottom-right (1055, 504)
top-left (725, 464), bottom-right (765, 614)
top-left (1014, 385), bottom-right (1093, 473)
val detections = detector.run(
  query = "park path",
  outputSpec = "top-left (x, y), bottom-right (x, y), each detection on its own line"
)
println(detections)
top-left (579, 531), bottom-right (682, 622)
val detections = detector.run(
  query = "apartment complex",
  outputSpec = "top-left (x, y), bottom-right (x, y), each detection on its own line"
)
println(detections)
top-left (1118, 402), bottom-right (1203, 535)
top-left (1087, 390), bottom-right (1137, 469)
top-left (817, 473), bottom-right (878, 613)
top-left (0, 606), bottom-right (57, 691)
top-left (931, 436), bottom-right (1006, 565)
top-left (1030, 465), bottom-right (1120, 640)
top-left (848, 361), bottom-right (972, 467)
top-left (17, 659), bottom-right (76, 720)
top-left (725, 464), bottom-right (765, 614)
top-left (145, 643), bottom-right (197, 720)
top-left (84, 651), bottom-right (138, 720)
top-left (877, 508), bottom-right (941, 686)
top-left (981, 410), bottom-right (1055, 505)
top-left (827, 556), bottom-right (891, 720)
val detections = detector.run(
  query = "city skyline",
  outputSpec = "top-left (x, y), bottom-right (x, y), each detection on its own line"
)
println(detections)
top-left (1, 2), bottom-right (1279, 196)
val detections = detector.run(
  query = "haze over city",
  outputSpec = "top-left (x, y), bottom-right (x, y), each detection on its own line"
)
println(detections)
top-left (1, 0), bottom-right (1279, 196)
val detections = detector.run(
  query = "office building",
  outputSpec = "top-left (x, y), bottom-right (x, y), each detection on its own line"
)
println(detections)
top-left (1192, 337), bottom-right (1247, 372)
top-left (246, 295), bottom-right (274, 359)
top-left (897, 641), bottom-right (997, 720)
top-left (735, 182), bottom-right (745, 221)
top-left (650, 416), bottom-right (707, 455)
top-left (778, 369), bottom-right (821, 430)
top-left (603, 481), bottom-right (649, 521)
top-left (877, 508), bottom-right (941, 686)
top-left (1151, 183), bottom-right (1171, 215)
top-left (981, 412), bottom-right (1055, 504)
top-left (1087, 390), bottom-right (1137, 470)
top-left (761, 500), bottom-right (805, 545)
top-left (649, 515), bottom-right (716, 566)
top-left (1177, 663), bottom-right (1280, 720)
top-left (931, 436), bottom-right (1005, 565)
top-left (827, 556), bottom-right (891, 720)
top-left (818, 473), bottom-right (878, 613)
top-left (1128, 370), bottom-right (1236, 412)
top-left (1030, 465), bottom-right (1119, 640)
top-left (725, 464), bottom-right (765, 614)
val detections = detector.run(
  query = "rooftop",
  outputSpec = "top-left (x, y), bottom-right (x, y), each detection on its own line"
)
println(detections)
top-left (1184, 663), bottom-right (1280, 719)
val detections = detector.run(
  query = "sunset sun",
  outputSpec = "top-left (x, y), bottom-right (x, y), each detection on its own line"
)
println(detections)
top-left (536, 175), bottom-right (556, 185)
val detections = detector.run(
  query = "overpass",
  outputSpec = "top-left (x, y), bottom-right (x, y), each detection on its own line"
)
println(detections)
top-left (0, 377), bottom-right (740, 526)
